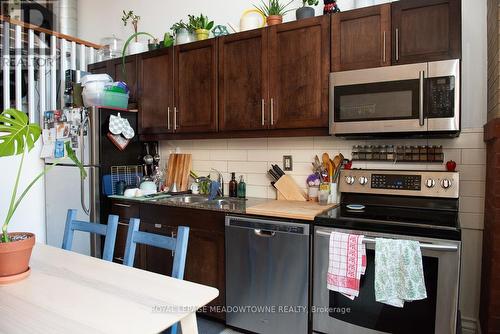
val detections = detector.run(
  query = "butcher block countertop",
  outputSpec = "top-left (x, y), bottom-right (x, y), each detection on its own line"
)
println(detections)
top-left (246, 200), bottom-right (338, 221)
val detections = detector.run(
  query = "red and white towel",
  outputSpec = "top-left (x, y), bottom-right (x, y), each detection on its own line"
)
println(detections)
top-left (327, 232), bottom-right (366, 300)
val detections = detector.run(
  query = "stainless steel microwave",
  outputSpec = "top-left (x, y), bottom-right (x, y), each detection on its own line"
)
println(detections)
top-left (330, 59), bottom-right (460, 136)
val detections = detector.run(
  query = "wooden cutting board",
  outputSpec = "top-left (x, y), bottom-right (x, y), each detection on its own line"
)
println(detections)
top-left (166, 153), bottom-right (192, 191)
top-left (246, 200), bottom-right (338, 221)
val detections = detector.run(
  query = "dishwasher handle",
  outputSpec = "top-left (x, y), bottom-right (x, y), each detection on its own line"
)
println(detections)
top-left (226, 216), bottom-right (309, 236)
top-left (254, 229), bottom-right (276, 237)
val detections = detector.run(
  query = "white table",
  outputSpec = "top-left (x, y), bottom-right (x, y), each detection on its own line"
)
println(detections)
top-left (0, 243), bottom-right (219, 334)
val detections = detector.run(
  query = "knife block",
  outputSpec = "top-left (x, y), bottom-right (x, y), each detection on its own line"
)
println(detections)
top-left (274, 175), bottom-right (307, 201)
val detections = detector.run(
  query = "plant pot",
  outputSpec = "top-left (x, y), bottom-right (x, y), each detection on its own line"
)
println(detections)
top-left (195, 29), bottom-right (210, 41)
top-left (266, 15), bottom-right (283, 26)
top-left (175, 28), bottom-right (196, 45)
top-left (296, 6), bottom-right (315, 20)
top-left (127, 41), bottom-right (148, 55)
top-left (0, 233), bottom-right (35, 283)
top-left (148, 43), bottom-right (160, 51)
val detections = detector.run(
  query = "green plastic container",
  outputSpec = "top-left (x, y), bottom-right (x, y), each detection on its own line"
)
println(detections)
top-left (102, 91), bottom-right (129, 109)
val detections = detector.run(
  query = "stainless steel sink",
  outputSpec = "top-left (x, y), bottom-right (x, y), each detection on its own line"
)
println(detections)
top-left (166, 195), bottom-right (209, 204)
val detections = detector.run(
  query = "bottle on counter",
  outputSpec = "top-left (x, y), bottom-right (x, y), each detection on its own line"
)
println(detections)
top-left (237, 175), bottom-right (246, 199)
top-left (229, 172), bottom-right (238, 197)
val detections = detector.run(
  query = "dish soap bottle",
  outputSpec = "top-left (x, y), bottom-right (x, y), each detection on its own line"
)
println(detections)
top-left (237, 175), bottom-right (246, 199)
top-left (229, 172), bottom-right (238, 197)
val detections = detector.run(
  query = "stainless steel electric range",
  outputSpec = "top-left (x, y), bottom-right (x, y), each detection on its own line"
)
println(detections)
top-left (313, 169), bottom-right (461, 334)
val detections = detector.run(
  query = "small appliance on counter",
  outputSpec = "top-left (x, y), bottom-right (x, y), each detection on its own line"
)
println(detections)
top-left (330, 59), bottom-right (460, 136)
top-left (313, 169), bottom-right (461, 334)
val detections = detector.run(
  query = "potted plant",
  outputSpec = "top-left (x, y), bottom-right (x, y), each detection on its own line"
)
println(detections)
top-left (254, 0), bottom-right (294, 26)
top-left (188, 14), bottom-right (215, 41)
top-left (171, 20), bottom-right (195, 45)
top-left (163, 32), bottom-right (174, 48)
top-left (0, 109), bottom-right (85, 283)
top-left (122, 10), bottom-right (148, 55)
top-left (296, 0), bottom-right (319, 19)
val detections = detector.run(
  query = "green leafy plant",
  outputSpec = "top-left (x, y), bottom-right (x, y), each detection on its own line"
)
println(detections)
top-left (163, 32), bottom-right (174, 48)
top-left (170, 20), bottom-right (194, 34)
top-left (0, 109), bottom-right (86, 243)
top-left (303, 0), bottom-right (319, 6)
top-left (188, 14), bottom-right (215, 31)
top-left (254, 0), bottom-right (294, 17)
top-left (122, 10), bottom-right (141, 42)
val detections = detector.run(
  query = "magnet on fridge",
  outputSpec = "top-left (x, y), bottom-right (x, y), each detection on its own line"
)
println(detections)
top-left (54, 140), bottom-right (65, 158)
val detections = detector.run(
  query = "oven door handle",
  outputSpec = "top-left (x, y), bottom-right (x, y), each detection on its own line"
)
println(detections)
top-left (315, 230), bottom-right (458, 252)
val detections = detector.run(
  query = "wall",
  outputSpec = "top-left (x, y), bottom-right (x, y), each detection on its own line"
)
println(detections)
top-left (77, 0), bottom-right (487, 332)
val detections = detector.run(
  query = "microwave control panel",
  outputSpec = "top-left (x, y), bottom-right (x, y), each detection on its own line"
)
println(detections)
top-left (427, 76), bottom-right (455, 118)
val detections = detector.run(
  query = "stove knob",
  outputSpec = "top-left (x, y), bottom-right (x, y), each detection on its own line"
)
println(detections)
top-left (425, 179), bottom-right (436, 188)
top-left (359, 176), bottom-right (368, 186)
top-left (441, 178), bottom-right (452, 189)
top-left (345, 176), bottom-right (356, 185)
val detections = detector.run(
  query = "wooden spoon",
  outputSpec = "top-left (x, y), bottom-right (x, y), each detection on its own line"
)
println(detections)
top-left (322, 153), bottom-right (333, 182)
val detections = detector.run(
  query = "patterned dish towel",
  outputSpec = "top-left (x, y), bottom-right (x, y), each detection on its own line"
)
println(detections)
top-left (327, 232), bottom-right (366, 300)
top-left (375, 238), bottom-right (427, 308)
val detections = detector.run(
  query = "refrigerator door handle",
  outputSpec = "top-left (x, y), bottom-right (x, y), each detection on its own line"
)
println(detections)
top-left (80, 175), bottom-right (90, 215)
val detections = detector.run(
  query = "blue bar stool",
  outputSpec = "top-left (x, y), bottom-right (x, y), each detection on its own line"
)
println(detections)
top-left (123, 218), bottom-right (190, 334)
top-left (62, 209), bottom-right (119, 262)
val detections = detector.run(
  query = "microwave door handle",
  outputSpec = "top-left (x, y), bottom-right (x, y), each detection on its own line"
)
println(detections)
top-left (419, 70), bottom-right (425, 127)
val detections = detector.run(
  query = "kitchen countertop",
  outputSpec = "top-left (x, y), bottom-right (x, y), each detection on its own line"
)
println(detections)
top-left (109, 195), bottom-right (274, 215)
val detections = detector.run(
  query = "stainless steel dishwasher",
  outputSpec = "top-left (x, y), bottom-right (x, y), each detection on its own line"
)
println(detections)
top-left (225, 215), bottom-right (310, 334)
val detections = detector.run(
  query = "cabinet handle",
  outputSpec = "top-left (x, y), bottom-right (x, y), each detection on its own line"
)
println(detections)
top-left (383, 31), bottom-right (386, 63)
top-left (167, 107), bottom-right (171, 130)
top-left (113, 203), bottom-right (131, 208)
top-left (261, 99), bottom-right (265, 126)
top-left (154, 224), bottom-right (162, 229)
top-left (174, 107), bottom-right (178, 130)
top-left (395, 28), bottom-right (399, 62)
top-left (270, 98), bottom-right (274, 126)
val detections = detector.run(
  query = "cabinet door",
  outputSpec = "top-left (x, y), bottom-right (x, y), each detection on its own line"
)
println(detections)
top-left (268, 16), bottom-right (330, 129)
top-left (138, 48), bottom-right (174, 134)
top-left (218, 29), bottom-right (269, 131)
top-left (392, 0), bottom-right (461, 64)
top-left (174, 40), bottom-right (217, 133)
top-left (332, 4), bottom-right (391, 71)
top-left (183, 229), bottom-right (225, 320)
top-left (88, 61), bottom-right (109, 75)
top-left (109, 56), bottom-right (138, 103)
top-left (142, 222), bottom-right (175, 276)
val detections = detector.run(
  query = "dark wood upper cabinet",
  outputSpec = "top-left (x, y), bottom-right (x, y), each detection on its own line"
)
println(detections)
top-left (332, 4), bottom-right (391, 71)
top-left (109, 56), bottom-right (138, 103)
top-left (392, 0), bottom-right (461, 64)
top-left (218, 29), bottom-right (269, 132)
top-left (88, 61), bottom-right (108, 75)
top-left (268, 16), bottom-right (330, 129)
top-left (137, 48), bottom-right (174, 134)
top-left (175, 39), bottom-right (218, 133)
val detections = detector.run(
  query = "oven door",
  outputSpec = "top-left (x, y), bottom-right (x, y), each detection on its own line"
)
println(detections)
top-left (330, 63), bottom-right (427, 135)
top-left (313, 227), bottom-right (461, 334)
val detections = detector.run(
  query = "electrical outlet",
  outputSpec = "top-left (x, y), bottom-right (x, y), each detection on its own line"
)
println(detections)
top-left (283, 155), bottom-right (293, 171)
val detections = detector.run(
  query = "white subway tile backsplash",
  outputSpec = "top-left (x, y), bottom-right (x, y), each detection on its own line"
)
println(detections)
top-left (228, 161), bottom-right (268, 173)
top-left (461, 149), bottom-right (487, 165)
top-left (458, 165), bottom-right (486, 181)
top-left (227, 138), bottom-right (268, 150)
top-left (159, 131), bottom-right (486, 231)
top-left (460, 181), bottom-right (486, 197)
top-left (210, 150), bottom-right (247, 161)
top-left (459, 196), bottom-right (485, 214)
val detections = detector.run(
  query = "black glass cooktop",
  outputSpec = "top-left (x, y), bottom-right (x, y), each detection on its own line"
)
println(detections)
top-left (315, 194), bottom-right (461, 240)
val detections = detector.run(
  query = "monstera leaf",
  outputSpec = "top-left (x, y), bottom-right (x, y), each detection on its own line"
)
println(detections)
top-left (0, 109), bottom-right (41, 157)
